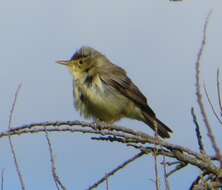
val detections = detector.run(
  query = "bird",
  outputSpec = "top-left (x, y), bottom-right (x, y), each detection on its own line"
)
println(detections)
top-left (56, 46), bottom-right (173, 138)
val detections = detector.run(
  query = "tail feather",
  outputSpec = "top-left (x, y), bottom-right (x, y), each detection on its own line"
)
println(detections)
top-left (143, 113), bottom-right (173, 138)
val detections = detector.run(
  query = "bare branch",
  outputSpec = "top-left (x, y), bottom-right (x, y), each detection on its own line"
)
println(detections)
top-left (161, 161), bottom-right (180, 166)
top-left (194, 10), bottom-right (222, 165)
top-left (217, 68), bottom-right (222, 116)
top-left (191, 107), bottom-right (205, 154)
top-left (166, 162), bottom-right (187, 177)
top-left (1, 169), bottom-right (4, 190)
top-left (44, 129), bottom-right (67, 190)
top-left (161, 159), bottom-right (187, 178)
top-left (8, 84), bottom-right (22, 130)
top-left (153, 132), bottom-right (160, 190)
top-left (154, 151), bottom-right (160, 190)
top-left (162, 156), bottom-right (171, 190)
top-left (7, 121), bottom-right (205, 160)
top-left (105, 175), bottom-right (109, 190)
top-left (189, 173), bottom-right (222, 190)
top-left (0, 121), bottom-right (221, 177)
top-left (203, 83), bottom-right (222, 124)
top-left (127, 144), bottom-right (220, 178)
top-left (87, 151), bottom-right (144, 190)
top-left (189, 175), bottom-right (203, 190)
top-left (8, 84), bottom-right (26, 190)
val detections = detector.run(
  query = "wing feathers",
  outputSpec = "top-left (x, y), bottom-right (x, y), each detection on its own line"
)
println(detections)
top-left (99, 64), bottom-right (156, 117)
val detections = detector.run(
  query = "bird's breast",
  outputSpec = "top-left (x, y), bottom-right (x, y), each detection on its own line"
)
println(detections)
top-left (73, 74), bottom-right (130, 122)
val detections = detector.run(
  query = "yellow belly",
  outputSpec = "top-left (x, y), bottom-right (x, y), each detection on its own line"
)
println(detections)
top-left (73, 74), bottom-right (145, 123)
top-left (74, 81), bottom-right (130, 122)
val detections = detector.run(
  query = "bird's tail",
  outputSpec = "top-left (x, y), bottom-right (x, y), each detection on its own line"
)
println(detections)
top-left (143, 112), bottom-right (173, 138)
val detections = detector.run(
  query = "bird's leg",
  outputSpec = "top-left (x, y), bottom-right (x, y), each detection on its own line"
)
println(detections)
top-left (92, 118), bottom-right (113, 131)
top-left (91, 118), bottom-right (108, 135)
top-left (91, 118), bottom-right (103, 130)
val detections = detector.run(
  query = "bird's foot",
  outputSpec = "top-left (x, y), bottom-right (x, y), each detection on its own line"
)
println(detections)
top-left (91, 120), bottom-right (113, 134)
top-left (91, 119), bottom-right (105, 130)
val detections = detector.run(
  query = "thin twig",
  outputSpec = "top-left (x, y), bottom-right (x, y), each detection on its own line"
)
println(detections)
top-left (87, 151), bottom-right (145, 190)
top-left (127, 144), bottom-right (219, 179)
top-left (189, 173), bottom-right (221, 190)
top-left (191, 107), bottom-right (205, 154)
top-left (217, 68), bottom-right (222, 116)
top-left (162, 156), bottom-right (170, 190)
top-left (166, 162), bottom-right (187, 177)
top-left (105, 175), bottom-right (109, 190)
top-left (161, 161), bottom-right (180, 166)
top-left (154, 151), bottom-right (160, 190)
top-left (203, 83), bottom-right (222, 124)
top-left (195, 10), bottom-right (222, 166)
top-left (8, 84), bottom-right (26, 190)
top-left (189, 175), bottom-right (202, 190)
top-left (1, 169), bottom-right (4, 190)
top-left (44, 129), bottom-right (67, 190)
top-left (153, 130), bottom-right (160, 190)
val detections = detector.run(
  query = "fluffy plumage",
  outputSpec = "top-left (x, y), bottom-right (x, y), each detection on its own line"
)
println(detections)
top-left (57, 47), bottom-right (173, 138)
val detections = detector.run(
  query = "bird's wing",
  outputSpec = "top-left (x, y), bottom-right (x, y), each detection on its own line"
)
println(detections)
top-left (99, 64), bottom-right (156, 117)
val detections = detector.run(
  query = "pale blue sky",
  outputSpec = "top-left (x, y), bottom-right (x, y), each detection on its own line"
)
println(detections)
top-left (0, 0), bottom-right (222, 189)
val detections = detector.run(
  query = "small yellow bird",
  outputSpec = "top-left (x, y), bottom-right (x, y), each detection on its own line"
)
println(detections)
top-left (57, 47), bottom-right (172, 138)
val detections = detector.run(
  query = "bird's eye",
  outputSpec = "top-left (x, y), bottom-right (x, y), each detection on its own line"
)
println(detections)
top-left (79, 60), bottom-right (83, 65)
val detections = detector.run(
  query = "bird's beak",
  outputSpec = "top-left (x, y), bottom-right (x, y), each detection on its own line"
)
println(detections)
top-left (56, 60), bottom-right (70, 66)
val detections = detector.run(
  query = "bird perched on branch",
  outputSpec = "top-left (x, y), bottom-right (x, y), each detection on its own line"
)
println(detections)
top-left (57, 47), bottom-right (172, 138)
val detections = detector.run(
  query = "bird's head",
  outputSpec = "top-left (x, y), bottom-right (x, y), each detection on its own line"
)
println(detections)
top-left (57, 46), bottom-right (101, 78)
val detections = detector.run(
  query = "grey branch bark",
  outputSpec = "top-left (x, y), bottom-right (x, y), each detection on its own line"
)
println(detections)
top-left (194, 10), bottom-right (222, 167)
top-left (44, 129), bottom-right (67, 190)
top-left (8, 84), bottom-right (26, 190)
top-left (3, 121), bottom-right (222, 180)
